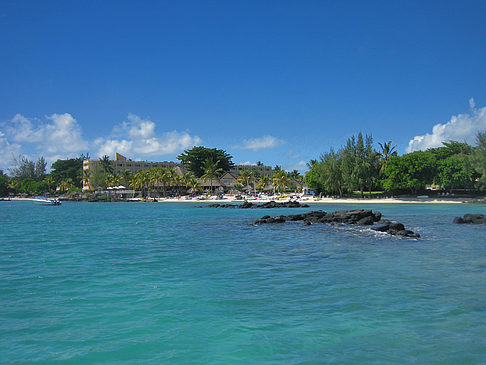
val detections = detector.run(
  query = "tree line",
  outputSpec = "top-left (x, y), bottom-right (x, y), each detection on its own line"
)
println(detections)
top-left (0, 155), bottom-right (85, 196)
top-left (84, 147), bottom-right (305, 197)
top-left (305, 132), bottom-right (486, 196)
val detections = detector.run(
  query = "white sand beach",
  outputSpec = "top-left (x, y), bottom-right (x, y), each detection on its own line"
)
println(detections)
top-left (6, 195), bottom-right (483, 204)
top-left (153, 195), bottom-right (475, 204)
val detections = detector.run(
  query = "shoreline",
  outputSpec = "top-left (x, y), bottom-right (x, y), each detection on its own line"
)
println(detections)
top-left (4, 196), bottom-right (485, 204)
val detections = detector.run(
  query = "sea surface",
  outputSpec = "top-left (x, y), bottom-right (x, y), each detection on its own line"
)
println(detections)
top-left (1, 201), bottom-right (485, 364)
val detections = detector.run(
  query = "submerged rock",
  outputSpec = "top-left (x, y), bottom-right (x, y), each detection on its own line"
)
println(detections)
top-left (254, 209), bottom-right (420, 238)
top-left (453, 214), bottom-right (486, 224)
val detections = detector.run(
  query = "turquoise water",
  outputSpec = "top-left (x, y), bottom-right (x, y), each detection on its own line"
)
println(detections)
top-left (1, 201), bottom-right (486, 363)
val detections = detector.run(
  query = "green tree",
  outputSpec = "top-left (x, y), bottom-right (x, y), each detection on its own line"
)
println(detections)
top-left (82, 168), bottom-right (92, 190)
top-left (382, 151), bottom-right (437, 194)
top-left (437, 155), bottom-right (475, 191)
top-left (187, 176), bottom-right (202, 194)
top-left (34, 157), bottom-right (47, 180)
top-left (177, 146), bottom-right (233, 178)
top-left (9, 155), bottom-right (35, 180)
top-left (0, 171), bottom-right (10, 196)
top-left (472, 132), bottom-right (486, 189)
top-left (272, 170), bottom-right (289, 194)
top-left (18, 178), bottom-right (47, 195)
top-left (429, 140), bottom-right (474, 160)
top-left (257, 174), bottom-right (270, 192)
top-left (50, 157), bottom-right (83, 188)
top-left (121, 169), bottom-right (132, 188)
top-left (100, 155), bottom-right (114, 175)
top-left (44, 175), bottom-right (55, 193)
top-left (132, 170), bottom-right (150, 197)
top-left (378, 141), bottom-right (398, 174)
top-left (237, 169), bottom-right (252, 192)
top-left (250, 169), bottom-right (261, 195)
top-left (201, 158), bottom-right (223, 194)
top-left (318, 149), bottom-right (344, 197)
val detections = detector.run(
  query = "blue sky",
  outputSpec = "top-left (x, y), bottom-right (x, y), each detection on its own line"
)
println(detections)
top-left (1, 0), bottom-right (486, 172)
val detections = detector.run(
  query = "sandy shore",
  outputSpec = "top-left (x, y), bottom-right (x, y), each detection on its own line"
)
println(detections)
top-left (5, 196), bottom-right (484, 204)
top-left (154, 196), bottom-right (480, 204)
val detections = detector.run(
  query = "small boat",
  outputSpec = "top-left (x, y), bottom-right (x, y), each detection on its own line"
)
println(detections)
top-left (32, 197), bottom-right (61, 205)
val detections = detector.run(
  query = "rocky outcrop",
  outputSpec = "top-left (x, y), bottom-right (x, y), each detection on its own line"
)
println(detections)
top-left (453, 214), bottom-right (486, 224)
top-left (206, 201), bottom-right (309, 209)
top-left (254, 209), bottom-right (420, 238)
top-left (371, 221), bottom-right (420, 238)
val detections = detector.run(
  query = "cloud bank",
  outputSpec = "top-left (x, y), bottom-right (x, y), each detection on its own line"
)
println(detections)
top-left (407, 99), bottom-right (486, 152)
top-left (233, 135), bottom-right (284, 151)
top-left (94, 114), bottom-right (201, 159)
top-left (0, 113), bottom-right (201, 171)
top-left (0, 113), bottom-right (89, 170)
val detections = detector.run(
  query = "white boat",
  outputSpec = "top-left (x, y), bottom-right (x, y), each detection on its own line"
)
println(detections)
top-left (32, 197), bottom-right (61, 205)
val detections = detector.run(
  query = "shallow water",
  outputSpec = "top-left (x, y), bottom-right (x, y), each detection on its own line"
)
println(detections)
top-left (1, 201), bottom-right (485, 363)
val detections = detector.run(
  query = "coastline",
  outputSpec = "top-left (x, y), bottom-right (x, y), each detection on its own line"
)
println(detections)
top-left (5, 196), bottom-right (484, 204)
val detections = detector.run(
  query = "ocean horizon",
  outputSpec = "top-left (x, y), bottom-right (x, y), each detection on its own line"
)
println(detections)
top-left (1, 201), bottom-right (485, 363)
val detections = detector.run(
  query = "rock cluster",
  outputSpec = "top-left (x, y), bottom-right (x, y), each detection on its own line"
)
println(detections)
top-left (452, 214), bottom-right (486, 224)
top-left (206, 201), bottom-right (309, 209)
top-left (371, 221), bottom-right (420, 237)
top-left (254, 209), bottom-right (420, 238)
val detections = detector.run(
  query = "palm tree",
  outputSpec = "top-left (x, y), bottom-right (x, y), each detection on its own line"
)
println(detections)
top-left (105, 173), bottom-right (121, 187)
top-left (257, 174), bottom-right (270, 192)
top-left (147, 168), bottom-right (159, 197)
top-left (44, 175), bottom-right (55, 194)
top-left (100, 155), bottom-right (114, 175)
top-left (179, 171), bottom-right (193, 195)
top-left (82, 168), bottom-right (92, 191)
top-left (378, 141), bottom-right (398, 174)
top-left (59, 178), bottom-right (75, 192)
top-left (164, 167), bottom-right (177, 196)
top-left (130, 172), bottom-right (143, 197)
top-left (187, 177), bottom-right (202, 194)
top-left (250, 169), bottom-right (261, 195)
top-left (121, 169), bottom-right (132, 187)
top-left (7, 180), bottom-right (18, 195)
top-left (272, 170), bottom-right (289, 195)
top-left (237, 169), bottom-right (252, 193)
top-left (155, 167), bottom-right (169, 197)
top-left (133, 170), bottom-right (150, 197)
top-left (306, 159), bottom-right (318, 169)
top-left (201, 158), bottom-right (223, 194)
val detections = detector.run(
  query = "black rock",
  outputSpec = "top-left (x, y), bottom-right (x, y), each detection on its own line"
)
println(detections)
top-left (372, 224), bottom-right (391, 232)
top-left (357, 216), bottom-right (375, 225)
top-left (452, 217), bottom-right (465, 224)
top-left (207, 200), bottom-right (309, 209)
top-left (453, 213), bottom-right (486, 224)
top-left (254, 209), bottom-right (420, 238)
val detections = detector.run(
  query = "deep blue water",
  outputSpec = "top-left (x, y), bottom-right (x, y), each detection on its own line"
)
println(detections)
top-left (1, 201), bottom-right (485, 363)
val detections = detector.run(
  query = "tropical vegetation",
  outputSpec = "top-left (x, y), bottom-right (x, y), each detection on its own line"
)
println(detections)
top-left (305, 132), bottom-right (486, 196)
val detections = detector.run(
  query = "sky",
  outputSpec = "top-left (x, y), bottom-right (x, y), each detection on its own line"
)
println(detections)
top-left (1, 0), bottom-right (486, 173)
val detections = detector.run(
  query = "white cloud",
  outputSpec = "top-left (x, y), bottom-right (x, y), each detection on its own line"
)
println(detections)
top-left (240, 161), bottom-right (256, 166)
top-left (3, 113), bottom-right (88, 165)
top-left (407, 99), bottom-right (486, 152)
top-left (285, 160), bottom-right (307, 172)
top-left (232, 135), bottom-right (284, 152)
top-left (95, 114), bottom-right (201, 159)
top-left (0, 131), bottom-right (22, 172)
